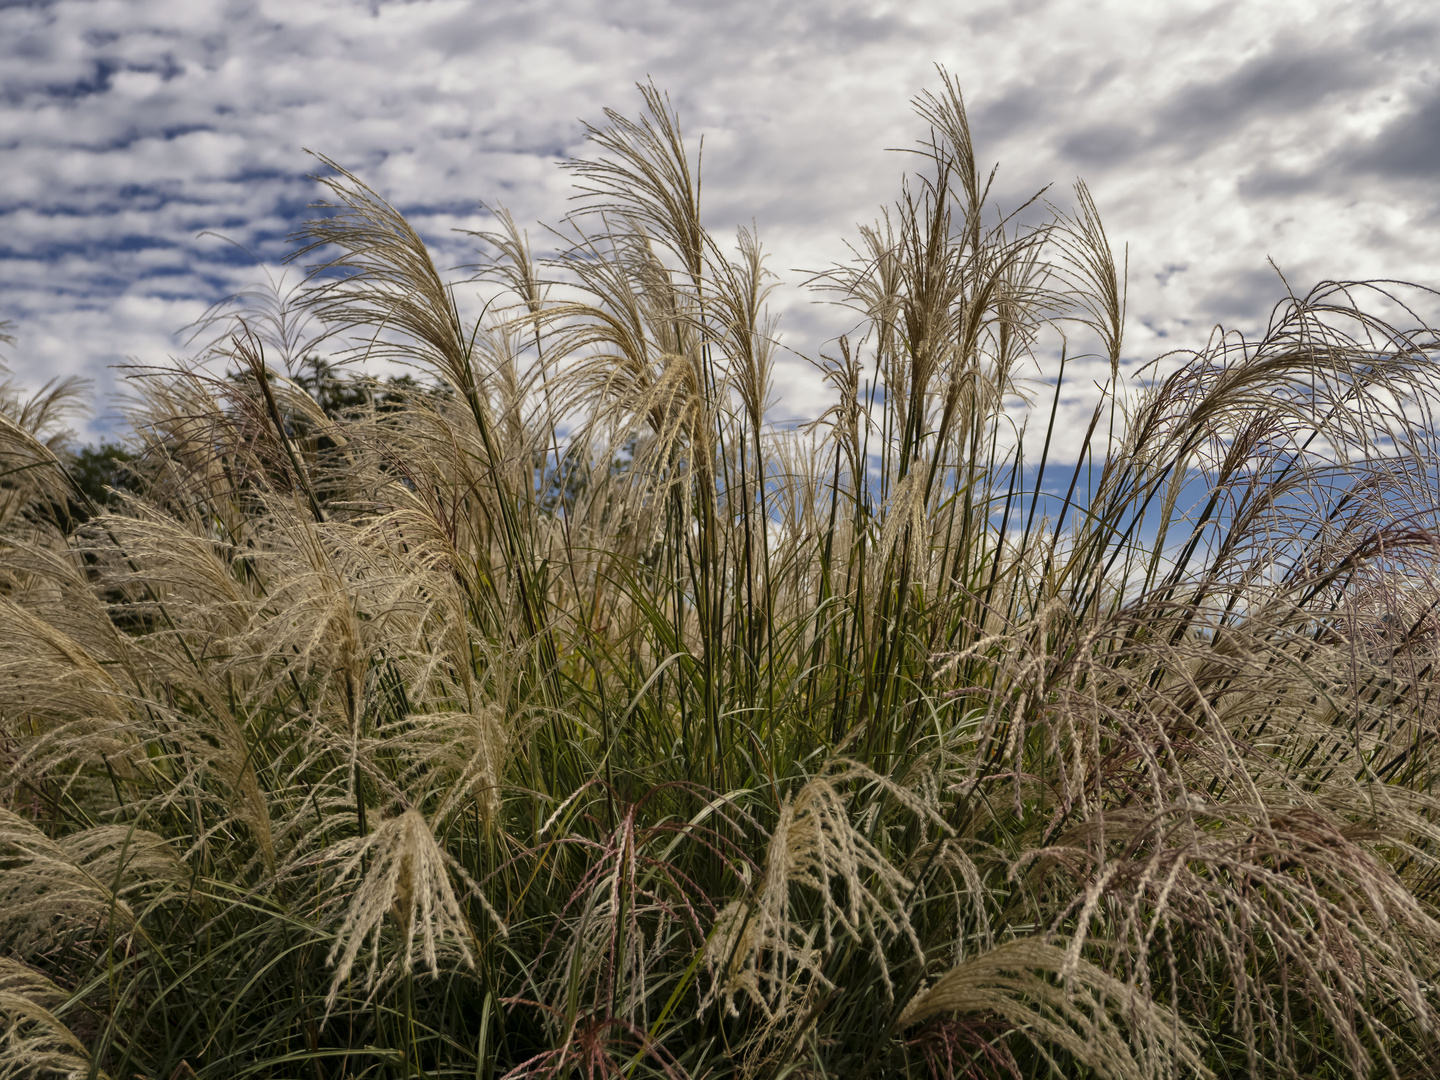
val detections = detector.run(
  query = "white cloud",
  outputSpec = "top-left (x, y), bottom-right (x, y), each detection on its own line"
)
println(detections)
top-left (0, 0), bottom-right (1436, 454)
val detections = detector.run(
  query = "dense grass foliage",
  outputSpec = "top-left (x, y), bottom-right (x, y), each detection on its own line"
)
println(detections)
top-left (4, 78), bottom-right (1440, 1079)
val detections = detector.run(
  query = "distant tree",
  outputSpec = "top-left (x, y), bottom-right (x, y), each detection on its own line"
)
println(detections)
top-left (64, 441), bottom-right (136, 510)
top-left (292, 354), bottom-right (421, 419)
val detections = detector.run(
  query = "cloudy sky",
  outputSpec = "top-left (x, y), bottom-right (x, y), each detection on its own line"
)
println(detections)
top-left (2, 0), bottom-right (1437, 445)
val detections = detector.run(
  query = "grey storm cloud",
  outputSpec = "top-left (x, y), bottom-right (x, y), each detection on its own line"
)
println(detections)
top-left (1239, 76), bottom-right (1440, 200)
top-left (1153, 47), bottom-right (1370, 145)
top-left (1343, 88), bottom-right (1440, 178)
top-left (0, 0), bottom-right (1437, 457)
top-left (1058, 38), bottom-right (1395, 170)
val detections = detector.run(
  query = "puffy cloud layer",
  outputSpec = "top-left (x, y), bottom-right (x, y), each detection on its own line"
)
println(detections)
top-left (1, 0), bottom-right (1437, 448)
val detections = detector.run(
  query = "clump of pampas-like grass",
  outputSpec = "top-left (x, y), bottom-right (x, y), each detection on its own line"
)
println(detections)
top-left (3, 72), bottom-right (1440, 1079)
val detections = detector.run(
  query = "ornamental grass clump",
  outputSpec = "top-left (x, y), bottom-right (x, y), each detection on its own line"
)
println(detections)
top-left (2, 73), bottom-right (1440, 1078)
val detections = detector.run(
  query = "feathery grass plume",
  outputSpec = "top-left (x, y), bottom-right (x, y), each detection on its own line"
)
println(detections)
top-left (3, 73), bottom-right (1440, 1079)
top-left (896, 938), bottom-right (1211, 1080)
top-left (394, 706), bottom-right (509, 827)
top-left (0, 596), bottom-right (148, 809)
top-left (0, 365), bottom-right (89, 453)
top-left (0, 364), bottom-right (91, 535)
top-left (319, 807), bottom-right (502, 1015)
top-left (0, 963), bottom-right (109, 1080)
top-left (184, 264), bottom-right (337, 375)
top-left (0, 811), bottom-right (185, 958)
top-left (703, 766), bottom-right (937, 1020)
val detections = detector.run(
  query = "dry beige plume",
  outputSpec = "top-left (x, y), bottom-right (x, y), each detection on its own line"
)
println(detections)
top-left (321, 808), bottom-right (505, 1015)
top-left (0, 811), bottom-right (186, 959)
top-left (897, 938), bottom-right (1211, 1080)
top-left (0, 992), bottom-right (107, 1080)
top-left (0, 960), bottom-right (108, 1080)
top-left (704, 769), bottom-right (924, 1019)
top-left (394, 707), bottom-right (510, 828)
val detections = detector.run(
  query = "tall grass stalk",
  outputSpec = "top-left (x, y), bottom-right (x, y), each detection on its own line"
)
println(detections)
top-left (3, 75), bottom-right (1440, 1079)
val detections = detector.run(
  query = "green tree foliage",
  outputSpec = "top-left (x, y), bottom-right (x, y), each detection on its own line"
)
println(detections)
top-left (63, 442), bottom-right (135, 510)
